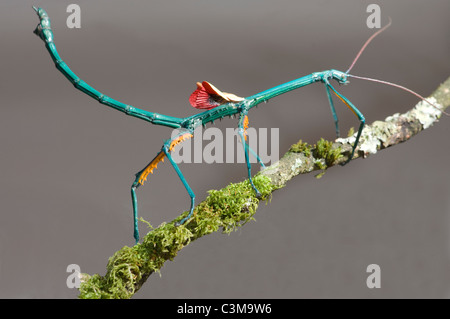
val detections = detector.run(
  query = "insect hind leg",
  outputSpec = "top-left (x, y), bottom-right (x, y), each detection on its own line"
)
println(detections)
top-left (162, 133), bottom-right (196, 226)
top-left (131, 150), bottom-right (166, 244)
top-left (130, 131), bottom-right (193, 243)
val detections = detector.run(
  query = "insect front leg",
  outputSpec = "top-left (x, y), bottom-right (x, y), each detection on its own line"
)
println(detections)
top-left (324, 84), bottom-right (340, 138)
top-left (325, 81), bottom-right (365, 163)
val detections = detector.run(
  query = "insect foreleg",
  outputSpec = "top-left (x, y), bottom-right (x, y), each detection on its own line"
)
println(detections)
top-left (325, 84), bottom-right (340, 138)
top-left (325, 82), bottom-right (365, 162)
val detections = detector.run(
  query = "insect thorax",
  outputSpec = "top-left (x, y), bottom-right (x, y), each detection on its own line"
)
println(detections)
top-left (312, 70), bottom-right (349, 85)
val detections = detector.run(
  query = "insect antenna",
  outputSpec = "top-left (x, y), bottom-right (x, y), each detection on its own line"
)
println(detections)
top-left (346, 17), bottom-right (392, 74)
top-left (346, 74), bottom-right (449, 115)
top-left (345, 17), bottom-right (447, 116)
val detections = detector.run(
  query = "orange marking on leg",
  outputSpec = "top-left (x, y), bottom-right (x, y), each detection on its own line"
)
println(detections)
top-left (138, 151), bottom-right (166, 185)
top-left (169, 133), bottom-right (193, 152)
top-left (243, 115), bottom-right (249, 141)
top-left (332, 91), bottom-right (358, 117)
top-left (137, 134), bottom-right (192, 186)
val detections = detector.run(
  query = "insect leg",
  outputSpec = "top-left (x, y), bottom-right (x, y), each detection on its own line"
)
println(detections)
top-left (238, 113), bottom-right (262, 198)
top-left (244, 141), bottom-right (266, 169)
top-left (162, 134), bottom-right (196, 226)
top-left (325, 82), bottom-right (365, 162)
top-left (130, 131), bottom-right (193, 243)
top-left (325, 84), bottom-right (340, 138)
top-left (131, 150), bottom-right (166, 244)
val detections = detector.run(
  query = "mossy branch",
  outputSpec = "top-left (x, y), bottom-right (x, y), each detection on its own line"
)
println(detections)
top-left (78, 76), bottom-right (450, 299)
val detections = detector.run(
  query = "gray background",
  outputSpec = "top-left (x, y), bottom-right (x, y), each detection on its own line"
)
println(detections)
top-left (1, 0), bottom-right (449, 298)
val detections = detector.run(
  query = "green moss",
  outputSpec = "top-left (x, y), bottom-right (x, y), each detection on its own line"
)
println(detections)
top-left (313, 158), bottom-right (327, 170)
top-left (289, 137), bottom-right (343, 178)
top-left (289, 139), bottom-right (312, 157)
top-left (78, 175), bottom-right (276, 299)
top-left (313, 138), bottom-right (343, 167)
top-left (290, 138), bottom-right (342, 167)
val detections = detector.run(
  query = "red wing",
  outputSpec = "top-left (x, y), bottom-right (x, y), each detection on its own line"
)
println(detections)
top-left (189, 81), bottom-right (244, 110)
top-left (189, 82), bottom-right (221, 110)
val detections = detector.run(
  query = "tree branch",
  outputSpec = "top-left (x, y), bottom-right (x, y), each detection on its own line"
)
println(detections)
top-left (78, 76), bottom-right (450, 299)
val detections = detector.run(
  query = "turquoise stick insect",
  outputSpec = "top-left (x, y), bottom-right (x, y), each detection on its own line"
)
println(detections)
top-left (33, 7), bottom-right (443, 244)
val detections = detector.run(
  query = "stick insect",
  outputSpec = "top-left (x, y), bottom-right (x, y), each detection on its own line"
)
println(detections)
top-left (33, 7), bottom-right (444, 244)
